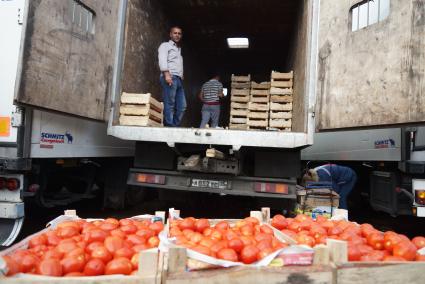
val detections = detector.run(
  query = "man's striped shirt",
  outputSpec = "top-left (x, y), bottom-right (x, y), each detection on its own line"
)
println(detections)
top-left (201, 79), bottom-right (223, 103)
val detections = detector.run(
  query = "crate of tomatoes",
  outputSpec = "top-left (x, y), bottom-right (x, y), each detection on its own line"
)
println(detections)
top-left (0, 210), bottom-right (165, 284)
top-left (159, 209), bottom-right (334, 284)
top-left (269, 212), bottom-right (425, 284)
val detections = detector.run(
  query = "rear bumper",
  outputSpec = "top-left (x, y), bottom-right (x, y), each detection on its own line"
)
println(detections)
top-left (127, 168), bottom-right (297, 199)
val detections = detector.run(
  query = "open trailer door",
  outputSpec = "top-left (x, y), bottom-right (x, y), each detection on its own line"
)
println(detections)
top-left (14, 0), bottom-right (121, 121)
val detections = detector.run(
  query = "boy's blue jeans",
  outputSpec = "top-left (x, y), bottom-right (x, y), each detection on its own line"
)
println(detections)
top-left (160, 75), bottom-right (186, 127)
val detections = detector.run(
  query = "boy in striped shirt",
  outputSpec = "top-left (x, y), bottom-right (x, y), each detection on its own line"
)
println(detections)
top-left (198, 74), bottom-right (224, 128)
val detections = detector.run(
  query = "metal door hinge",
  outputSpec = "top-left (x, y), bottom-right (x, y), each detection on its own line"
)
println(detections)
top-left (11, 110), bottom-right (23, 127)
top-left (18, 8), bottom-right (24, 25)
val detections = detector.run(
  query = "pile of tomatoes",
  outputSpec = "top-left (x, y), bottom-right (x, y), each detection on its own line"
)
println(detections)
top-left (3, 217), bottom-right (164, 277)
top-left (168, 216), bottom-right (288, 264)
top-left (270, 214), bottom-right (425, 262)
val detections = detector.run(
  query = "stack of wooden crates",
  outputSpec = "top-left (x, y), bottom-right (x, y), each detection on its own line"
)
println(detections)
top-left (269, 71), bottom-right (293, 131)
top-left (119, 92), bottom-right (164, 127)
top-left (229, 71), bottom-right (293, 131)
top-left (229, 74), bottom-right (251, 129)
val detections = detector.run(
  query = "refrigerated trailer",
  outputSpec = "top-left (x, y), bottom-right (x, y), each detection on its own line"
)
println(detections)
top-left (0, 0), bottom-right (135, 245)
top-left (301, 0), bottom-right (425, 217)
top-left (1, 0), bottom-right (321, 244)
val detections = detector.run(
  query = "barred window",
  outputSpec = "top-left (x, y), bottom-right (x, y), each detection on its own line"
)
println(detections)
top-left (351, 0), bottom-right (390, 31)
top-left (69, 0), bottom-right (95, 34)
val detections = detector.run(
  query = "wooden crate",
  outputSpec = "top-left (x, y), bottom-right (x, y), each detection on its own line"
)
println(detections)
top-left (0, 211), bottom-right (165, 284)
top-left (231, 74), bottom-right (251, 83)
top-left (270, 102), bottom-right (293, 111)
top-left (247, 118), bottom-right (268, 129)
top-left (248, 102), bottom-right (269, 112)
top-left (229, 123), bottom-right (248, 130)
top-left (269, 118), bottom-right (292, 128)
top-left (251, 81), bottom-right (271, 90)
top-left (270, 95), bottom-right (293, 103)
top-left (231, 88), bottom-right (250, 103)
top-left (270, 71), bottom-right (293, 88)
top-left (270, 87), bottom-right (293, 95)
top-left (231, 102), bottom-right (249, 109)
top-left (119, 93), bottom-right (163, 127)
top-left (249, 89), bottom-right (270, 103)
top-left (269, 110), bottom-right (292, 119)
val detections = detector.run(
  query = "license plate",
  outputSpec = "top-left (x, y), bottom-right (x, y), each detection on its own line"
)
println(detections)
top-left (191, 179), bottom-right (228, 189)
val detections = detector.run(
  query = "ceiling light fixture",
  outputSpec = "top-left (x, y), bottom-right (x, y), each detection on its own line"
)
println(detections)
top-left (227, 37), bottom-right (249, 48)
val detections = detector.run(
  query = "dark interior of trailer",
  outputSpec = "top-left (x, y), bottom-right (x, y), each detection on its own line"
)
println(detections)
top-left (120, 0), bottom-right (307, 131)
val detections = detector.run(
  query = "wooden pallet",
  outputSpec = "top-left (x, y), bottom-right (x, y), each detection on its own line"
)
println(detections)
top-left (121, 92), bottom-right (163, 107)
top-left (229, 123), bottom-right (248, 130)
top-left (270, 71), bottom-right (293, 88)
top-left (270, 95), bottom-right (293, 103)
top-left (270, 102), bottom-right (293, 111)
top-left (231, 102), bottom-right (249, 109)
top-left (230, 109), bottom-right (248, 117)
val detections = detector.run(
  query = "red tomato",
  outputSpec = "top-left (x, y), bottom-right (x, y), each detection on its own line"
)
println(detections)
top-left (240, 245), bottom-right (260, 264)
top-left (179, 218), bottom-right (196, 231)
top-left (136, 228), bottom-right (155, 239)
top-left (132, 244), bottom-right (150, 253)
top-left (240, 225), bottom-right (254, 237)
top-left (104, 236), bottom-right (124, 253)
top-left (416, 254), bottom-right (425, 261)
top-left (91, 246), bottom-right (113, 263)
top-left (367, 232), bottom-right (385, 250)
top-left (393, 241), bottom-right (417, 261)
top-left (254, 232), bottom-right (273, 243)
top-left (315, 215), bottom-right (328, 223)
top-left (85, 241), bottom-right (104, 254)
top-left (105, 257), bottom-right (133, 275)
top-left (383, 255), bottom-right (407, 261)
top-left (192, 245), bottom-right (212, 256)
top-left (60, 255), bottom-right (86, 274)
top-left (412, 236), bottom-right (425, 249)
top-left (210, 241), bottom-right (227, 254)
top-left (348, 245), bottom-right (362, 261)
top-left (357, 244), bottom-right (374, 256)
top-left (57, 226), bottom-right (79, 239)
top-left (43, 249), bottom-right (64, 260)
top-left (259, 225), bottom-right (274, 235)
top-left (37, 259), bottom-right (63, 276)
top-left (99, 222), bottom-right (119, 232)
top-left (295, 214), bottom-right (312, 223)
top-left (120, 224), bottom-right (138, 235)
top-left (210, 229), bottom-right (223, 241)
top-left (288, 221), bottom-right (302, 232)
top-left (28, 234), bottom-right (47, 248)
top-left (244, 217), bottom-right (260, 225)
top-left (65, 272), bottom-right (85, 277)
top-left (271, 214), bottom-right (288, 230)
top-left (215, 221), bottom-right (230, 231)
top-left (110, 229), bottom-right (126, 239)
top-left (257, 247), bottom-right (274, 260)
top-left (56, 239), bottom-right (78, 255)
top-left (359, 250), bottom-right (386, 261)
top-left (148, 221), bottom-right (164, 235)
top-left (296, 235), bottom-right (315, 247)
top-left (105, 218), bottom-right (120, 225)
top-left (217, 248), bottom-right (238, 262)
top-left (384, 234), bottom-right (402, 252)
top-left (119, 219), bottom-right (134, 227)
top-left (256, 239), bottom-right (272, 251)
top-left (45, 231), bottom-right (61, 246)
top-left (131, 253), bottom-right (140, 269)
top-left (228, 238), bottom-right (244, 253)
top-left (18, 253), bottom-right (39, 273)
top-left (310, 226), bottom-right (327, 240)
top-left (194, 218), bottom-right (210, 233)
top-left (147, 236), bottom-right (160, 248)
top-left (280, 229), bottom-right (298, 240)
top-left (114, 247), bottom-right (134, 259)
top-left (126, 234), bottom-right (146, 246)
top-left (83, 258), bottom-right (105, 276)
top-left (84, 229), bottom-right (108, 243)
top-left (3, 255), bottom-right (21, 276)
top-left (328, 226), bottom-right (343, 236)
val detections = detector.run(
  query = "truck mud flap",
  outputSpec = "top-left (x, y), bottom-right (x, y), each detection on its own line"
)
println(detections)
top-left (0, 217), bottom-right (24, 246)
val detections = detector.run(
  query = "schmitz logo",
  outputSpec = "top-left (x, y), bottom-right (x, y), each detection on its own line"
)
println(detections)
top-left (374, 138), bottom-right (395, 149)
top-left (41, 131), bottom-right (73, 144)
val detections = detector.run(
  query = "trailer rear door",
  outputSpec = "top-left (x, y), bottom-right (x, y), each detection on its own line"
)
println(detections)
top-left (316, 0), bottom-right (425, 130)
top-left (14, 0), bottom-right (120, 121)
